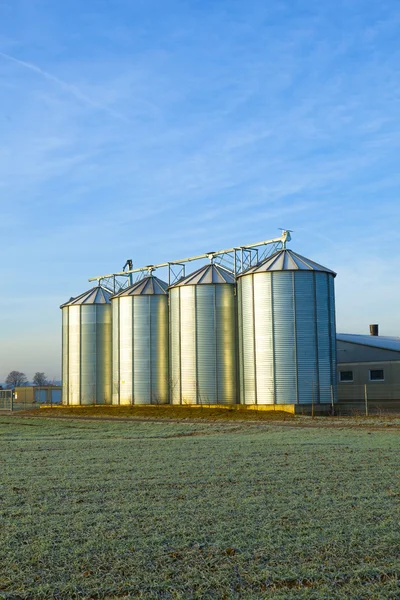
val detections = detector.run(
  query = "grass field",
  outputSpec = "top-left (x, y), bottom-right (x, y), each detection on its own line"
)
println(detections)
top-left (1, 416), bottom-right (400, 599)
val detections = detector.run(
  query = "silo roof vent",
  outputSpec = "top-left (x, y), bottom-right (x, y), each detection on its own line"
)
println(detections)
top-left (240, 249), bottom-right (336, 277)
top-left (112, 275), bottom-right (168, 297)
top-left (170, 263), bottom-right (235, 287)
top-left (60, 285), bottom-right (113, 308)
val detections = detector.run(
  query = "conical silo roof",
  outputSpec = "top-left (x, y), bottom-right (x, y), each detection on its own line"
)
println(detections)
top-left (60, 285), bottom-right (113, 308)
top-left (112, 275), bottom-right (168, 297)
top-left (239, 249), bottom-right (336, 277)
top-left (170, 263), bottom-right (235, 287)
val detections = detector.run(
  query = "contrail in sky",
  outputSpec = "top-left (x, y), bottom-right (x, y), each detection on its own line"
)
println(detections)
top-left (0, 50), bottom-right (130, 123)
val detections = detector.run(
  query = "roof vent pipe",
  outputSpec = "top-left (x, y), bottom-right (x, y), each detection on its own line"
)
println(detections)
top-left (370, 324), bottom-right (379, 336)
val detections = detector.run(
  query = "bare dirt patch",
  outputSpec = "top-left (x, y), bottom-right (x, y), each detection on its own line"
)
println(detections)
top-left (11, 405), bottom-right (400, 432)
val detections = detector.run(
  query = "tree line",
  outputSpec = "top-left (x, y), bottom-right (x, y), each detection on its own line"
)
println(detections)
top-left (3, 371), bottom-right (55, 389)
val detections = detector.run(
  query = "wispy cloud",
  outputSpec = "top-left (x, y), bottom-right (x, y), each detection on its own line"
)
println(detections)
top-left (0, 51), bottom-right (130, 122)
top-left (1, 0), bottom-right (400, 377)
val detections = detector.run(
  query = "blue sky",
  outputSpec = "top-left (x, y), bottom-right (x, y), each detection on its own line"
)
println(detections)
top-left (1, 0), bottom-right (400, 381)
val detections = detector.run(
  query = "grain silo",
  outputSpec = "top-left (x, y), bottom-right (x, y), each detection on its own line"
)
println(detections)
top-left (169, 263), bottom-right (237, 405)
top-left (111, 275), bottom-right (169, 405)
top-left (237, 249), bottom-right (336, 405)
top-left (61, 286), bottom-right (112, 405)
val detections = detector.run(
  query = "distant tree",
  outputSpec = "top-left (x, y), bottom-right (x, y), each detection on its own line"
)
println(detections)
top-left (33, 372), bottom-right (48, 386)
top-left (6, 371), bottom-right (28, 389)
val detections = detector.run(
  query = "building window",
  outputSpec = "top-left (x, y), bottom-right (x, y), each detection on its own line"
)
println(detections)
top-left (339, 371), bottom-right (353, 382)
top-left (369, 369), bottom-right (384, 381)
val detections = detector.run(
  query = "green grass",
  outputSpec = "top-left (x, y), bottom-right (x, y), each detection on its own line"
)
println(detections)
top-left (1, 417), bottom-right (400, 599)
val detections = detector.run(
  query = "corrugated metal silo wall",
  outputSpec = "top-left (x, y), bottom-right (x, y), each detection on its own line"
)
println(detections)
top-left (61, 305), bottom-right (112, 405)
top-left (238, 271), bottom-right (336, 404)
top-left (328, 276), bottom-right (337, 402)
top-left (112, 295), bottom-right (169, 404)
top-left (170, 285), bottom-right (237, 404)
top-left (62, 308), bottom-right (69, 405)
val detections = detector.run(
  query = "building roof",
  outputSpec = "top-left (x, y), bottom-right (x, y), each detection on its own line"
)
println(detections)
top-left (337, 333), bottom-right (400, 353)
top-left (239, 248), bottom-right (336, 277)
top-left (60, 286), bottom-right (112, 308)
top-left (170, 263), bottom-right (235, 287)
top-left (112, 275), bottom-right (168, 297)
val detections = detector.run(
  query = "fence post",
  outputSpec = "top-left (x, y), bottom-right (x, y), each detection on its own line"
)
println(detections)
top-left (364, 384), bottom-right (368, 417)
top-left (311, 381), bottom-right (315, 419)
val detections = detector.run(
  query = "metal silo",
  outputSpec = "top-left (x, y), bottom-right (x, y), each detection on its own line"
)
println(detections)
top-left (111, 275), bottom-right (169, 405)
top-left (169, 263), bottom-right (237, 405)
top-left (61, 286), bottom-right (112, 405)
top-left (237, 249), bottom-right (336, 405)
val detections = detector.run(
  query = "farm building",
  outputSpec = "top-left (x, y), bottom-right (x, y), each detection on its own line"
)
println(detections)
top-left (337, 325), bottom-right (400, 412)
top-left (13, 386), bottom-right (62, 410)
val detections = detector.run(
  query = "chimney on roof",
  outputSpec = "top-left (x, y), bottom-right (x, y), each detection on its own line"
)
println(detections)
top-left (369, 324), bottom-right (379, 336)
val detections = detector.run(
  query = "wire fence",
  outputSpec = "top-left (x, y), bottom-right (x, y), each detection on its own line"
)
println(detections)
top-left (0, 390), bottom-right (13, 411)
top-left (2, 383), bottom-right (399, 415)
top-left (337, 383), bottom-right (400, 415)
